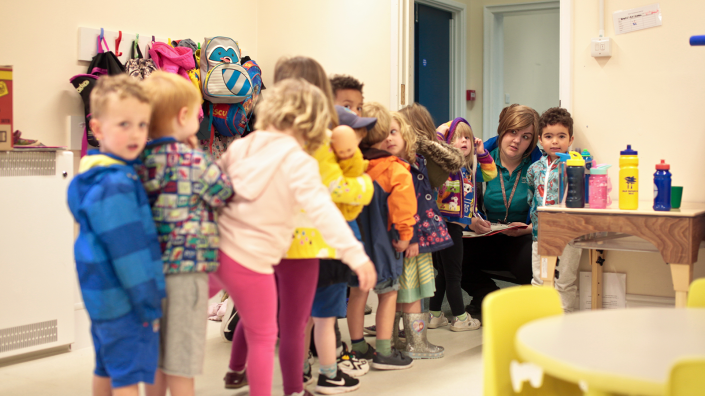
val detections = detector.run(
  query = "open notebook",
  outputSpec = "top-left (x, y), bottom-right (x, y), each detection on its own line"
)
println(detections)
top-left (462, 223), bottom-right (528, 238)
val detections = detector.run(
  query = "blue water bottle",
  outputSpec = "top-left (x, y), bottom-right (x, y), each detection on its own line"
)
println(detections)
top-left (556, 152), bottom-right (571, 206)
top-left (582, 149), bottom-right (593, 204)
top-left (653, 159), bottom-right (671, 211)
top-left (566, 151), bottom-right (586, 208)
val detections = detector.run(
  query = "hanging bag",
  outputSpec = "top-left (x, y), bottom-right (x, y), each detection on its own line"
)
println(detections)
top-left (200, 37), bottom-right (253, 103)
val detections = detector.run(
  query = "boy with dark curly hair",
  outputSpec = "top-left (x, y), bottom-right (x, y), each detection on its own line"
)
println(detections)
top-left (331, 74), bottom-right (364, 117)
top-left (527, 107), bottom-right (581, 312)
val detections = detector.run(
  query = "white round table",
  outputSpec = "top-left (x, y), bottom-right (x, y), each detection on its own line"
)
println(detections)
top-left (515, 308), bottom-right (705, 396)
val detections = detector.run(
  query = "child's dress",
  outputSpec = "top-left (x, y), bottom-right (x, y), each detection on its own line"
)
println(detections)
top-left (397, 154), bottom-right (453, 303)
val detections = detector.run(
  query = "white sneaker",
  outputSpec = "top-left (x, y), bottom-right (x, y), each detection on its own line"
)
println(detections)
top-left (450, 314), bottom-right (481, 332)
top-left (337, 342), bottom-right (370, 377)
top-left (428, 312), bottom-right (449, 329)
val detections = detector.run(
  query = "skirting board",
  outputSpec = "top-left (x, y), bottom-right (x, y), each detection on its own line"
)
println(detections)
top-left (578, 292), bottom-right (676, 309)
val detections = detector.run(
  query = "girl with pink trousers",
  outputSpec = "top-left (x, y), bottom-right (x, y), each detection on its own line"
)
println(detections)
top-left (214, 78), bottom-right (377, 396)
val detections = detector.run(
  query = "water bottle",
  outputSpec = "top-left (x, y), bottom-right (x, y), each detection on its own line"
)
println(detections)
top-left (619, 145), bottom-right (639, 210)
top-left (556, 152), bottom-right (571, 206)
top-left (653, 159), bottom-right (671, 211)
top-left (566, 151), bottom-right (585, 208)
top-left (589, 165), bottom-right (612, 209)
top-left (582, 149), bottom-right (593, 204)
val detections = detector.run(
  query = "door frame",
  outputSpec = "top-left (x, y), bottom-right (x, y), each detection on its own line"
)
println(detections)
top-left (391, 0), bottom-right (466, 116)
top-left (482, 0), bottom-right (565, 140)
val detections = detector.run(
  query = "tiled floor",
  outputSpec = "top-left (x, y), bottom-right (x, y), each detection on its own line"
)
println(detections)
top-left (0, 293), bottom-right (487, 396)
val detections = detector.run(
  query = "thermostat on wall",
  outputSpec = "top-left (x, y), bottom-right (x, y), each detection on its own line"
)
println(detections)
top-left (591, 37), bottom-right (612, 58)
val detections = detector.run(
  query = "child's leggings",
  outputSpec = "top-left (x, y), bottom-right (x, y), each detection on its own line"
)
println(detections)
top-left (430, 222), bottom-right (466, 316)
top-left (214, 252), bottom-right (318, 396)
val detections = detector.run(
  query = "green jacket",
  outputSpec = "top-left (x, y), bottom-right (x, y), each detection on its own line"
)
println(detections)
top-left (478, 148), bottom-right (533, 224)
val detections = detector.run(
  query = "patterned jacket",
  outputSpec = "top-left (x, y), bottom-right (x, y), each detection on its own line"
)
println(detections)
top-left (410, 155), bottom-right (453, 253)
top-left (67, 151), bottom-right (166, 323)
top-left (438, 151), bottom-right (497, 224)
top-left (527, 155), bottom-right (561, 241)
top-left (138, 137), bottom-right (234, 274)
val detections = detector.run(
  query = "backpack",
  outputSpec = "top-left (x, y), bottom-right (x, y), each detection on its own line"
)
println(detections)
top-left (70, 34), bottom-right (125, 150)
top-left (124, 39), bottom-right (157, 80)
top-left (207, 59), bottom-right (262, 137)
top-left (200, 37), bottom-right (253, 103)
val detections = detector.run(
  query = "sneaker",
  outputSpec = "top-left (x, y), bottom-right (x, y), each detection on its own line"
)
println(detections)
top-left (350, 342), bottom-right (376, 361)
top-left (465, 304), bottom-right (483, 322)
top-left (304, 363), bottom-right (314, 386)
top-left (450, 314), bottom-right (481, 332)
top-left (364, 304), bottom-right (373, 315)
top-left (371, 348), bottom-right (414, 370)
top-left (337, 342), bottom-right (369, 377)
top-left (220, 298), bottom-right (239, 342)
top-left (224, 370), bottom-right (248, 389)
top-left (315, 370), bottom-right (360, 395)
top-left (428, 312), bottom-right (449, 329)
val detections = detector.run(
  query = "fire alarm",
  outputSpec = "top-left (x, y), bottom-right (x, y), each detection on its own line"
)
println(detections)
top-left (467, 90), bottom-right (476, 101)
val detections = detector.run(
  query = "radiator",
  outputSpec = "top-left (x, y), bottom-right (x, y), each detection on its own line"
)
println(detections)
top-left (0, 150), bottom-right (76, 359)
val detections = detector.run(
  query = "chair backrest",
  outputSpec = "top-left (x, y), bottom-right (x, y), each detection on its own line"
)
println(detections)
top-left (482, 286), bottom-right (580, 396)
top-left (686, 278), bottom-right (705, 308)
top-left (666, 357), bottom-right (705, 396)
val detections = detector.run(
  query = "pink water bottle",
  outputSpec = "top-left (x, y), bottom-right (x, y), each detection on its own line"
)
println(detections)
top-left (589, 165), bottom-right (612, 209)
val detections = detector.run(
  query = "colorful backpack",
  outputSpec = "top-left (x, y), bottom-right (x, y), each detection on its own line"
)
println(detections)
top-left (207, 59), bottom-right (262, 137)
top-left (200, 37), bottom-right (253, 103)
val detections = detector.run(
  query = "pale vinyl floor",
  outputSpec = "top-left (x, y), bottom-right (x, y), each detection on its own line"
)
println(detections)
top-left (0, 293), bottom-right (486, 396)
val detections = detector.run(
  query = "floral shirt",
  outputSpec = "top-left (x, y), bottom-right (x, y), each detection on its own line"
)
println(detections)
top-left (138, 137), bottom-right (234, 274)
top-left (527, 155), bottom-right (562, 241)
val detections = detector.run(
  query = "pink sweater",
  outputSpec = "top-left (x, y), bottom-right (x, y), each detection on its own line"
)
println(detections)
top-left (217, 131), bottom-right (369, 274)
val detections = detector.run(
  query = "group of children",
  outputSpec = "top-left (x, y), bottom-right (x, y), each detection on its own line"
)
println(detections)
top-left (68, 52), bottom-right (581, 396)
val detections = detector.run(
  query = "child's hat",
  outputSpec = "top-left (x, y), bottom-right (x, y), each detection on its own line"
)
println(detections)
top-left (336, 105), bottom-right (377, 131)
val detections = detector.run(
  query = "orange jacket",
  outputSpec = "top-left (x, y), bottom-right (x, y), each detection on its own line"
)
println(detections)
top-left (364, 149), bottom-right (417, 241)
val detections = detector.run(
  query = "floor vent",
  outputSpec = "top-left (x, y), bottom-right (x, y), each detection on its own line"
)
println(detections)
top-left (0, 151), bottom-right (56, 177)
top-left (0, 320), bottom-right (58, 353)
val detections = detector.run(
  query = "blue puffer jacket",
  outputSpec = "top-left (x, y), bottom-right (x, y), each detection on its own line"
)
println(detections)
top-left (67, 151), bottom-right (166, 323)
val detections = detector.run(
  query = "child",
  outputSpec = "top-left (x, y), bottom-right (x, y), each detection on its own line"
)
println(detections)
top-left (220, 56), bottom-right (374, 396)
top-left (347, 102), bottom-right (416, 370)
top-left (399, 103), bottom-right (464, 189)
top-left (527, 107), bottom-right (582, 312)
top-left (214, 78), bottom-right (377, 396)
top-left (136, 71), bottom-right (234, 396)
top-left (430, 118), bottom-right (496, 331)
top-left (384, 112), bottom-right (452, 358)
top-left (331, 74), bottom-right (364, 117)
top-left (67, 74), bottom-right (165, 396)
top-left (301, 106), bottom-right (377, 395)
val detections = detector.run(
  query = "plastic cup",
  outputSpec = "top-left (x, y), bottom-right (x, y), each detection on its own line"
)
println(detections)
top-left (671, 186), bottom-right (683, 209)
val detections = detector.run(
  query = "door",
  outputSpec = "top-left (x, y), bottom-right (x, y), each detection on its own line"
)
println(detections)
top-left (415, 3), bottom-right (451, 127)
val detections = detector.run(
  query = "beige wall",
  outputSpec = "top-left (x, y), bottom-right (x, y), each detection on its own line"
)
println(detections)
top-left (0, 0), bottom-right (259, 147)
top-left (572, 0), bottom-right (705, 297)
top-left (256, 0), bottom-right (391, 107)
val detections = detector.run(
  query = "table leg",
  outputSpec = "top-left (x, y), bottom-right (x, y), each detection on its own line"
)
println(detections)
top-left (540, 256), bottom-right (557, 288)
top-left (670, 263), bottom-right (693, 308)
top-left (590, 250), bottom-right (604, 310)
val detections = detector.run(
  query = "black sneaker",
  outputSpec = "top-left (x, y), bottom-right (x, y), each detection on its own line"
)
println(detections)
top-left (372, 348), bottom-right (414, 370)
top-left (350, 342), bottom-right (376, 361)
top-left (315, 371), bottom-right (360, 395)
top-left (220, 298), bottom-right (239, 342)
top-left (304, 363), bottom-right (314, 385)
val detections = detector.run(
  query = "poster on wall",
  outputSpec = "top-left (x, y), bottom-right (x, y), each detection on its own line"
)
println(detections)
top-left (613, 3), bottom-right (662, 35)
top-left (579, 272), bottom-right (627, 310)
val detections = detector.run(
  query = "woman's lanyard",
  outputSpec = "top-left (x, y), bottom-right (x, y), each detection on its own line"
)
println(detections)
top-left (499, 166), bottom-right (521, 223)
top-left (542, 157), bottom-right (560, 207)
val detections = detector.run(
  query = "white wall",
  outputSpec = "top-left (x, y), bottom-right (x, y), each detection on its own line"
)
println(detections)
top-left (503, 9), bottom-right (560, 117)
top-left (256, 0), bottom-right (391, 106)
top-left (572, 0), bottom-right (705, 297)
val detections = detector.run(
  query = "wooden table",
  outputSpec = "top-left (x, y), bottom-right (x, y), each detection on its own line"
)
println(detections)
top-left (537, 202), bottom-right (705, 307)
top-left (515, 308), bottom-right (705, 396)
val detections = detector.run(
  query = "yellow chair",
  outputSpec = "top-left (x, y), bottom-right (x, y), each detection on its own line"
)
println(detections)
top-left (666, 357), bottom-right (705, 396)
top-left (482, 285), bottom-right (582, 396)
top-left (686, 278), bottom-right (705, 308)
